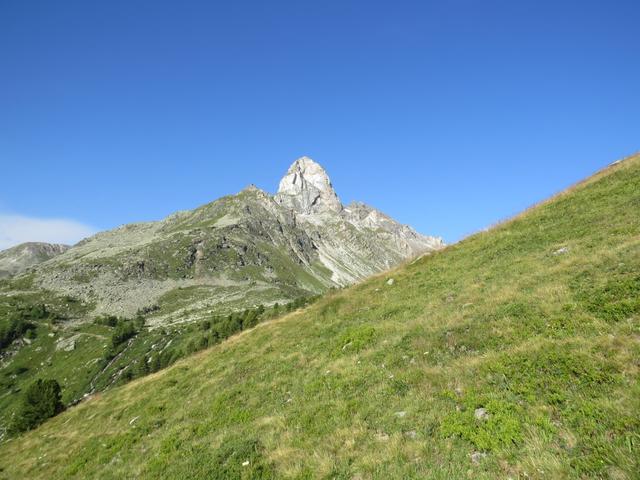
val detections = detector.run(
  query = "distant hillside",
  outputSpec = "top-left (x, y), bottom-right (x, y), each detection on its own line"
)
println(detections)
top-left (0, 242), bottom-right (69, 278)
top-left (2, 153), bottom-right (637, 479)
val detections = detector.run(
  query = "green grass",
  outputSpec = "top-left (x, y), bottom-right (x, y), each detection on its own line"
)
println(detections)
top-left (0, 293), bottom-right (315, 432)
top-left (0, 154), bottom-right (639, 479)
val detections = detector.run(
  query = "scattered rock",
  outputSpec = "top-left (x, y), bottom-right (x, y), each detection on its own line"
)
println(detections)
top-left (474, 408), bottom-right (489, 420)
top-left (470, 451), bottom-right (487, 464)
top-left (386, 278), bottom-right (395, 286)
top-left (56, 336), bottom-right (79, 352)
top-left (553, 247), bottom-right (569, 255)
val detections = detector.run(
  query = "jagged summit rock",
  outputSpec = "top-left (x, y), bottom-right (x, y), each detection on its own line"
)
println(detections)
top-left (275, 156), bottom-right (343, 215)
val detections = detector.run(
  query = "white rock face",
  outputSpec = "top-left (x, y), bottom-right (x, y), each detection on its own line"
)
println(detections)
top-left (274, 157), bottom-right (343, 215)
top-left (342, 201), bottom-right (444, 254)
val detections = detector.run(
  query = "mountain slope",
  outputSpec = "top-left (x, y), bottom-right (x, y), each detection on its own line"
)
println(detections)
top-left (30, 157), bottom-right (442, 320)
top-left (0, 157), bottom-right (442, 432)
top-left (0, 242), bottom-right (69, 279)
top-left (1, 153), bottom-right (639, 479)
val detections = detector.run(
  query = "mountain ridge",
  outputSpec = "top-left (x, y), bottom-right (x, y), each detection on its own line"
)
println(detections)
top-left (24, 157), bottom-right (443, 320)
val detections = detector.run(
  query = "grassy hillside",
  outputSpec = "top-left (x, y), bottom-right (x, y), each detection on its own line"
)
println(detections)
top-left (0, 280), bottom-right (314, 431)
top-left (1, 154), bottom-right (639, 479)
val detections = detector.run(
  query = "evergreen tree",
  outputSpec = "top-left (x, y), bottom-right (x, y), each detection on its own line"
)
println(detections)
top-left (136, 356), bottom-right (150, 377)
top-left (12, 379), bottom-right (64, 433)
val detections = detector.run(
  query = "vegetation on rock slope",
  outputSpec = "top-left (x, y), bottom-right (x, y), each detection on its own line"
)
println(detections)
top-left (0, 281), bottom-right (316, 433)
top-left (0, 154), bottom-right (639, 479)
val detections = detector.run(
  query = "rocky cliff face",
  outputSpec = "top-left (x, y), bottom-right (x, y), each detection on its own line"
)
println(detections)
top-left (275, 156), bottom-right (343, 215)
top-left (25, 157), bottom-right (443, 323)
top-left (0, 242), bottom-right (69, 278)
top-left (275, 158), bottom-right (443, 282)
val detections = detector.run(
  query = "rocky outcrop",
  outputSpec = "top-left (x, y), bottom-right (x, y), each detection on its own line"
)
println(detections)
top-left (274, 158), bottom-right (444, 283)
top-left (0, 242), bottom-right (69, 278)
top-left (274, 157), bottom-right (342, 215)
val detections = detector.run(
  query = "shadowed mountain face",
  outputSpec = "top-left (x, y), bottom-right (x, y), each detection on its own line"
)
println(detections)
top-left (0, 242), bottom-right (69, 278)
top-left (27, 157), bottom-right (443, 321)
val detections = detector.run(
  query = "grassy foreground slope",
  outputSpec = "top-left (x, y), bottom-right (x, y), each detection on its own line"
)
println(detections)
top-left (1, 154), bottom-right (639, 479)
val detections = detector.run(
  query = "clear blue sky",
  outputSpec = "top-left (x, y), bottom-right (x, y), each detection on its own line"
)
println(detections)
top-left (1, 0), bottom-right (638, 248)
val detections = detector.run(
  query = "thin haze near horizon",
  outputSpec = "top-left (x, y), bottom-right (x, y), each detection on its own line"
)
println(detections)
top-left (1, 1), bottom-right (638, 249)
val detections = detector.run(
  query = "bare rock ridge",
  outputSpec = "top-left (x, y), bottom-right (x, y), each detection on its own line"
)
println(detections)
top-left (0, 242), bottom-right (69, 278)
top-left (18, 157), bottom-right (443, 321)
top-left (273, 157), bottom-right (444, 278)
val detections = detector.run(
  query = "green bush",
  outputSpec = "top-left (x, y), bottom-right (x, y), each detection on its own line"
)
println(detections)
top-left (334, 325), bottom-right (376, 355)
top-left (12, 379), bottom-right (64, 433)
top-left (94, 315), bottom-right (119, 327)
top-left (0, 316), bottom-right (35, 351)
top-left (111, 321), bottom-right (137, 347)
top-left (440, 395), bottom-right (524, 451)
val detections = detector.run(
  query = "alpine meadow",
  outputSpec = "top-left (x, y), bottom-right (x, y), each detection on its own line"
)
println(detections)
top-left (1, 153), bottom-right (638, 479)
top-left (2, 2), bottom-right (640, 479)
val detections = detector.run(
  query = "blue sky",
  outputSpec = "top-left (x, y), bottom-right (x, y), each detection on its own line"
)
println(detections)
top-left (1, 0), bottom-right (638, 248)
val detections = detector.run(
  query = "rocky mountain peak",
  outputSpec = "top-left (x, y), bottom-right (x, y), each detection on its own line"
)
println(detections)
top-left (274, 156), bottom-right (342, 215)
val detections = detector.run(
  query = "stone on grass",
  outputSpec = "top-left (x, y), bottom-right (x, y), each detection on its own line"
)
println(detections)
top-left (474, 407), bottom-right (489, 420)
top-left (55, 336), bottom-right (78, 352)
top-left (471, 451), bottom-right (487, 464)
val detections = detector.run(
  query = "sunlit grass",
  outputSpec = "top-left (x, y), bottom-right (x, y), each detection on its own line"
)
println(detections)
top-left (0, 154), bottom-right (638, 479)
